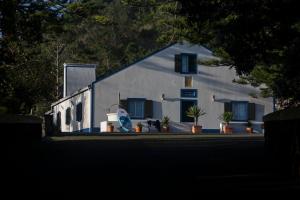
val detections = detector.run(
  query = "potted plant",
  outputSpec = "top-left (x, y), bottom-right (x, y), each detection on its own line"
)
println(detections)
top-left (186, 105), bottom-right (206, 134)
top-left (135, 122), bottom-right (143, 133)
top-left (107, 122), bottom-right (114, 132)
top-left (219, 112), bottom-right (233, 134)
top-left (161, 116), bottom-right (170, 132)
top-left (246, 120), bottom-right (253, 134)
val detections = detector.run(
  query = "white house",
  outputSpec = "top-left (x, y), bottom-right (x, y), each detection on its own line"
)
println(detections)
top-left (50, 42), bottom-right (274, 133)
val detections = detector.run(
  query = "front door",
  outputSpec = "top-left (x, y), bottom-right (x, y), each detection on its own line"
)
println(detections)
top-left (181, 100), bottom-right (197, 122)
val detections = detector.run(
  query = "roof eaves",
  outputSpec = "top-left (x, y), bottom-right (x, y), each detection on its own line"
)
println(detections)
top-left (51, 86), bottom-right (91, 107)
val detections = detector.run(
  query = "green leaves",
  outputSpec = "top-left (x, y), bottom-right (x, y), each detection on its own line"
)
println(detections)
top-left (178, 0), bottom-right (300, 108)
top-left (93, 15), bottom-right (112, 25)
top-left (186, 105), bottom-right (206, 126)
top-left (219, 112), bottom-right (233, 124)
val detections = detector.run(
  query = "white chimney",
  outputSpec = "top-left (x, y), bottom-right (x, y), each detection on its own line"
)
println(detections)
top-left (63, 63), bottom-right (96, 97)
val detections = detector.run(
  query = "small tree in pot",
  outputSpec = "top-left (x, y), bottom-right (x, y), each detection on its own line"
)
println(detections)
top-left (107, 122), bottom-right (114, 133)
top-left (219, 112), bottom-right (233, 134)
top-left (186, 105), bottom-right (206, 134)
top-left (135, 122), bottom-right (143, 133)
top-left (161, 116), bottom-right (170, 132)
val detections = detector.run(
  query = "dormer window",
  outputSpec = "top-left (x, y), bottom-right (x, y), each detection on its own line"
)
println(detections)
top-left (175, 53), bottom-right (197, 74)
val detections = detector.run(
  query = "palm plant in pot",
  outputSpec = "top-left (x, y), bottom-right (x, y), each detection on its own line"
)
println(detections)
top-left (246, 120), bottom-right (253, 134)
top-left (219, 112), bottom-right (233, 134)
top-left (161, 116), bottom-right (170, 132)
top-left (186, 105), bottom-right (206, 134)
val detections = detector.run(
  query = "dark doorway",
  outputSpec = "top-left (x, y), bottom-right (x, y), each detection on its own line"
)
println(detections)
top-left (181, 99), bottom-right (197, 122)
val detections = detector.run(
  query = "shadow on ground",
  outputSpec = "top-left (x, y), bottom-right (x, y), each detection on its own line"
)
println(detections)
top-left (4, 135), bottom-right (300, 197)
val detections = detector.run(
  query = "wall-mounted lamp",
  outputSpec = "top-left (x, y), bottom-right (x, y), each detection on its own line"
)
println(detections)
top-left (211, 94), bottom-right (216, 102)
top-left (161, 93), bottom-right (165, 101)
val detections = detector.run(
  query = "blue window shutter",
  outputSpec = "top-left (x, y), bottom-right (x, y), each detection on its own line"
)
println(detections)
top-left (189, 54), bottom-right (197, 73)
top-left (248, 103), bottom-right (255, 120)
top-left (144, 100), bottom-right (153, 118)
top-left (175, 54), bottom-right (181, 72)
top-left (120, 99), bottom-right (128, 110)
top-left (224, 102), bottom-right (232, 112)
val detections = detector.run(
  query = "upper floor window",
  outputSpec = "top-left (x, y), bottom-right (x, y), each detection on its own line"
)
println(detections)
top-left (175, 53), bottom-right (197, 74)
top-left (76, 103), bottom-right (82, 122)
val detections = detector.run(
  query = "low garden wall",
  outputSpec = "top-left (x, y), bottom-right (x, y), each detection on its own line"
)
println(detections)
top-left (263, 107), bottom-right (300, 178)
top-left (0, 114), bottom-right (42, 141)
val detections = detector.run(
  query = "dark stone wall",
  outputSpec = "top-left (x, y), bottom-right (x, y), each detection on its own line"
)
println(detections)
top-left (0, 115), bottom-right (42, 141)
top-left (264, 109), bottom-right (300, 178)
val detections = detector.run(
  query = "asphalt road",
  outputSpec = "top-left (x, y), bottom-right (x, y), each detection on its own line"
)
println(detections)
top-left (6, 135), bottom-right (300, 197)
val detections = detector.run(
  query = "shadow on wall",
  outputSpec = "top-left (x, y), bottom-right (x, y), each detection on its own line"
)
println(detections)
top-left (153, 101), bottom-right (163, 119)
top-left (141, 57), bottom-right (258, 97)
top-left (163, 98), bottom-right (181, 102)
top-left (214, 98), bottom-right (232, 103)
top-left (256, 104), bottom-right (265, 121)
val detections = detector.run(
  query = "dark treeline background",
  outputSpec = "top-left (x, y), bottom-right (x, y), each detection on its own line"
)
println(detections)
top-left (0, 0), bottom-right (299, 116)
top-left (0, 0), bottom-right (186, 115)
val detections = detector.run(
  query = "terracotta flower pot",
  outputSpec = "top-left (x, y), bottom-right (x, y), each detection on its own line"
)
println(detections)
top-left (223, 124), bottom-right (233, 134)
top-left (162, 126), bottom-right (170, 133)
top-left (246, 127), bottom-right (253, 134)
top-left (135, 126), bottom-right (142, 133)
top-left (107, 124), bottom-right (114, 132)
top-left (192, 125), bottom-right (202, 134)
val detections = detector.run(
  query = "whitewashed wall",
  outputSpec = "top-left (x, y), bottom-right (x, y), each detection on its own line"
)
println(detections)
top-left (52, 88), bottom-right (91, 132)
top-left (92, 42), bottom-right (273, 133)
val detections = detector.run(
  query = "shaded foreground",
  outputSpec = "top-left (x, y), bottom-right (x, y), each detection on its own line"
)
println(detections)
top-left (5, 135), bottom-right (300, 197)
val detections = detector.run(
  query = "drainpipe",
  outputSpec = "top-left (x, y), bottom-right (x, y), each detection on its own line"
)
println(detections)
top-left (63, 63), bottom-right (67, 97)
top-left (89, 83), bottom-right (94, 133)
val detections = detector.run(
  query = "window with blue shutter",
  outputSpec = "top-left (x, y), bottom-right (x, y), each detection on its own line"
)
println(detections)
top-left (224, 101), bottom-right (256, 121)
top-left (175, 53), bottom-right (197, 74)
top-left (232, 101), bottom-right (248, 121)
top-left (128, 99), bottom-right (145, 119)
top-left (182, 54), bottom-right (197, 74)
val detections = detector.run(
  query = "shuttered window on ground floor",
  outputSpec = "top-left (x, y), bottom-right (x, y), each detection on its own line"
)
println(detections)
top-left (224, 101), bottom-right (256, 121)
top-left (128, 100), bottom-right (144, 119)
top-left (120, 99), bottom-right (153, 119)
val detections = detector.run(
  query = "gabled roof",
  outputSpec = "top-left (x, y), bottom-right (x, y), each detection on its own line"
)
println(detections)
top-left (51, 42), bottom-right (176, 108)
top-left (51, 86), bottom-right (91, 107)
top-left (92, 42), bottom-right (176, 84)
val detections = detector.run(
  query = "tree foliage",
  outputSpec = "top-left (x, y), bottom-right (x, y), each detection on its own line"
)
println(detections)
top-left (178, 0), bottom-right (300, 108)
top-left (0, 0), bottom-right (181, 115)
top-left (1, 0), bottom-right (299, 116)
